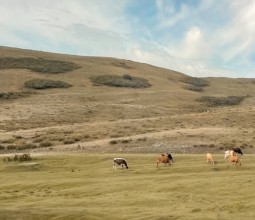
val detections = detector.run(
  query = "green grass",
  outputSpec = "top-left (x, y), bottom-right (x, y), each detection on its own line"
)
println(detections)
top-left (0, 154), bottom-right (254, 220)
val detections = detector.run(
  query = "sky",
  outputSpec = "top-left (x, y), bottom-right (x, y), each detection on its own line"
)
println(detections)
top-left (1, 0), bottom-right (255, 78)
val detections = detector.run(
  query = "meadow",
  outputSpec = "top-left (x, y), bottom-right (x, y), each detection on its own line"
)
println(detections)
top-left (0, 153), bottom-right (254, 220)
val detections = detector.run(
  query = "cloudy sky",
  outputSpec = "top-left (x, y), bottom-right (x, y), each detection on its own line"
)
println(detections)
top-left (1, 0), bottom-right (255, 78)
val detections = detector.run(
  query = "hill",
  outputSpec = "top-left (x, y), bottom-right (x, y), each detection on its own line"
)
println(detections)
top-left (0, 46), bottom-right (254, 154)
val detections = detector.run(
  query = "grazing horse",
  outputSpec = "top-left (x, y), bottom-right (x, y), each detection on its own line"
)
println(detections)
top-left (113, 158), bottom-right (128, 170)
top-left (229, 155), bottom-right (241, 166)
top-left (233, 147), bottom-right (243, 156)
top-left (156, 153), bottom-right (173, 168)
top-left (206, 153), bottom-right (214, 165)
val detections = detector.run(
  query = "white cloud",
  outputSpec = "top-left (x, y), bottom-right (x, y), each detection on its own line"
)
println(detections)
top-left (0, 0), bottom-right (255, 78)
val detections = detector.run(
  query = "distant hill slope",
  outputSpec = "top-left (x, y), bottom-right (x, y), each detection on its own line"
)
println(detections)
top-left (0, 46), bottom-right (254, 154)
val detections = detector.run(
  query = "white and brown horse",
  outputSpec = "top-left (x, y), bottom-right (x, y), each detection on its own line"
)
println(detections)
top-left (224, 147), bottom-right (243, 160)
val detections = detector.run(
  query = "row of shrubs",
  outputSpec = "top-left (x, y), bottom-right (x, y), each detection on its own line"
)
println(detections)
top-left (0, 142), bottom-right (52, 150)
top-left (24, 73), bottom-right (152, 90)
top-left (194, 143), bottom-right (253, 150)
top-left (0, 57), bottom-right (80, 73)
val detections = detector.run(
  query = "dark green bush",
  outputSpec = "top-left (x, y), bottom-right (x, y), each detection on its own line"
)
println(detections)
top-left (90, 74), bottom-right (151, 88)
top-left (0, 57), bottom-right (80, 73)
top-left (197, 96), bottom-right (246, 106)
top-left (24, 79), bottom-right (72, 89)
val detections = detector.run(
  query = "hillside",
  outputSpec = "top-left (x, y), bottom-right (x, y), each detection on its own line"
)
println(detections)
top-left (0, 46), bottom-right (254, 154)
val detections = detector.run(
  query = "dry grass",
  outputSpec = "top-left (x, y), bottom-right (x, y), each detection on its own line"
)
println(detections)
top-left (0, 46), bottom-right (254, 153)
top-left (0, 153), bottom-right (255, 220)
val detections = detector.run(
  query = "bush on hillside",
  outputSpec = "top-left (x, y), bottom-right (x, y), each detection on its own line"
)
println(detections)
top-left (90, 74), bottom-right (151, 88)
top-left (181, 76), bottom-right (209, 87)
top-left (24, 79), bottom-right (72, 89)
top-left (0, 57), bottom-right (80, 73)
top-left (0, 91), bottom-right (33, 100)
top-left (184, 85), bottom-right (204, 92)
top-left (197, 95), bottom-right (246, 106)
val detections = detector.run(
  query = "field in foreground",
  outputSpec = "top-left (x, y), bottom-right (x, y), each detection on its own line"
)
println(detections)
top-left (0, 153), bottom-right (254, 220)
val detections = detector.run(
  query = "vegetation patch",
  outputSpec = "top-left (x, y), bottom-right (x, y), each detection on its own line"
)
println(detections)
top-left (24, 79), bottom-right (72, 90)
top-left (0, 91), bottom-right (33, 101)
top-left (197, 96), bottom-right (246, 106)
top-left (181, 76), bottom-right (209, 92)
top-left (0, 57), bottom-right (80, 73)
top-left (90, 74), bottom-right (151, 88)
top-left (184, 85), bottom-right (204, 92)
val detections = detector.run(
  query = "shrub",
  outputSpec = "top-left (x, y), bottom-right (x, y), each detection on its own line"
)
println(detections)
top-left (197, 96), bottom-right (246, 106)
top-left (63, 140), bottom-right (75, 144)
top-left (7, 145), bottom-right (17, 150)
top-left (24, 79), bottom-right (72, 89)
top-left (0, 57), bottom-right (80, 73)
top-left (184, 85), bottom-right (203, 92)
top-left (0, 92), bottom-right (34, 101)
top-left (2, 139), bottom-right (15, 144)
top-left (109, 140), bottom-right (118, 145)
top-left (181, 76), bottom-right (209, 87)
top-left (90, 74), bottom-right (151, 88)
top-left (19, 143), bottom-right (37, 150)
top-left (0, 145), bottom-right (5, 150)
top-left (39, 142), bottom-right (52, 148)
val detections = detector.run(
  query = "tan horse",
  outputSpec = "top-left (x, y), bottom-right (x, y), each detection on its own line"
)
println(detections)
top-left (156, 153), bottom-right (173, 168)
top-left (206, 153), bottom-right (214, 165)
top-left (229, 155), bottom-right (241, 166)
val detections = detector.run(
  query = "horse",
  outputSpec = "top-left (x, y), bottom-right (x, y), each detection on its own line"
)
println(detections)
top-left (229, 155), bottom-right (241, 166)
top-left (206, 153), bottom-right (214, 165)
top-left (156, 153), bottom-right (173, 168)
top-left (225, 147), bottom-right (243, 160)
top-left (113, 158), bottom-right (128, 170)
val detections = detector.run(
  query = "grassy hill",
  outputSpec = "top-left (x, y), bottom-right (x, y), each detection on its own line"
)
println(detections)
top-left (0, 46), bottom-right (254, 154)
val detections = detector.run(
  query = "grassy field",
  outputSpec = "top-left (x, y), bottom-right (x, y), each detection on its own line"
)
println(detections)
top-left (0, 153), bottom-right (254, 220)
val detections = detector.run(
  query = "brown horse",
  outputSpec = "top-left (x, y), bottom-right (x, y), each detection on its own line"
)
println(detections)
top-left (156, 153), bottom-right (173, 168)
top-left (229, 155), bottom-right (241, 166)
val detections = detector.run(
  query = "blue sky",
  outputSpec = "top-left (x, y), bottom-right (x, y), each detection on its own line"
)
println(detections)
top-left (1, 0), bottom-right (255, 78)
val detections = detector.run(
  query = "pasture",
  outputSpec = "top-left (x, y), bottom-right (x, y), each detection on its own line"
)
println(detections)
top-left (0, 153), bottom-right (255, 220)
